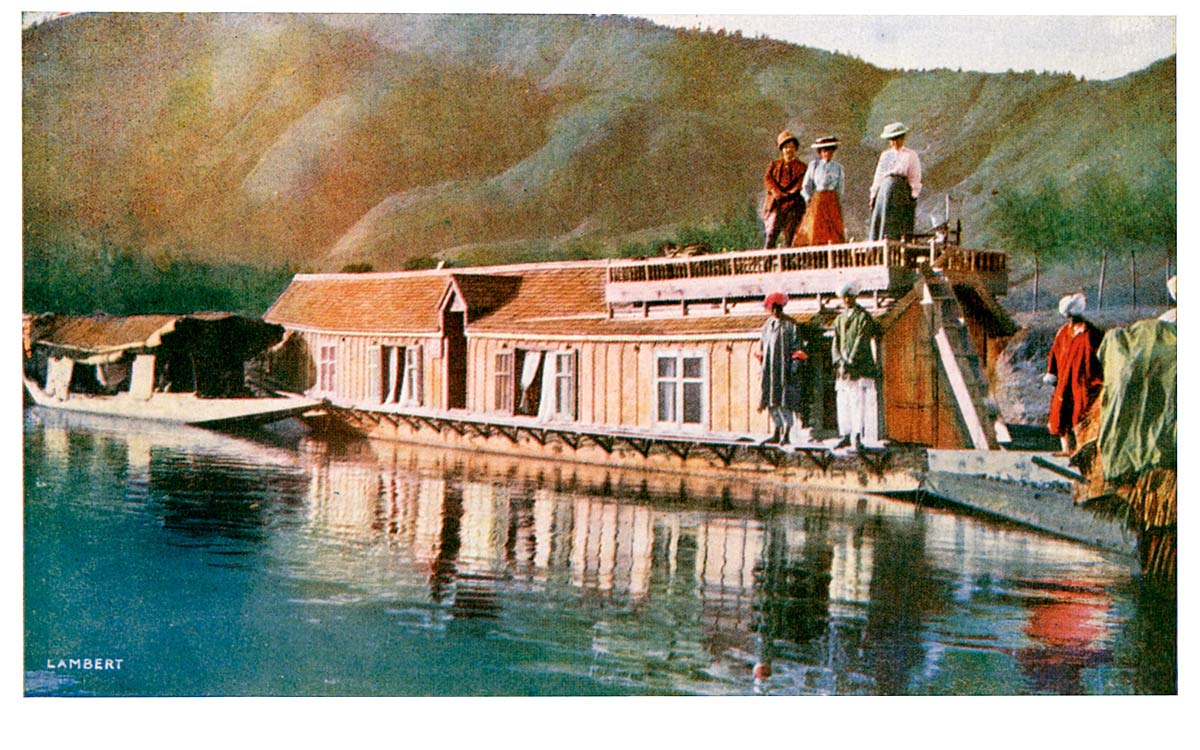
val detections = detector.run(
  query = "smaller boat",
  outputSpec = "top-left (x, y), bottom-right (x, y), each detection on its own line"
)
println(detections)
top-left (22, 312), bottom-right (320, 429)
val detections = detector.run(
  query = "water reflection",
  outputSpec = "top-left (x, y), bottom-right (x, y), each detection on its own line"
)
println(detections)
top-left (288, 435), bottom-right (1155, 695)
top-left (24, 410), bottom-right (1174, 695)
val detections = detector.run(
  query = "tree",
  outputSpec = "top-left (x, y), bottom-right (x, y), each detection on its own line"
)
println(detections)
top-left (1071, 166), bottom-right (1176, 308)
top-left (988, 178), bottom-right (1072, 310)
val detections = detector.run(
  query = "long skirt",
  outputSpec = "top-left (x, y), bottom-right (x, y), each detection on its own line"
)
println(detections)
top-left (792, 190), bottom-right (845, 246)
top-left (836, 377), bottom-right (881, 444)
top-left (868, 175), bottom-right (916, 241)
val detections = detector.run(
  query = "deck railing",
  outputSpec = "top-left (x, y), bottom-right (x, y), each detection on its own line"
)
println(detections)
top-left (606, 241), bottom-right (1007, 286)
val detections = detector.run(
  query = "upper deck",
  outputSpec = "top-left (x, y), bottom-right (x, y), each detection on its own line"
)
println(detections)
top-left (605, 240), bottom-right (1008, 309)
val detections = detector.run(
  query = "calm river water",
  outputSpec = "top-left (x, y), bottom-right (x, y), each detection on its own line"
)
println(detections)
top-left (23, 408), bottom-right (1176, 696)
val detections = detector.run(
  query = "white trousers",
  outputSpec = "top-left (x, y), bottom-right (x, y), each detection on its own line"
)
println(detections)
top-left (835, 377), bottom-right (880, 444)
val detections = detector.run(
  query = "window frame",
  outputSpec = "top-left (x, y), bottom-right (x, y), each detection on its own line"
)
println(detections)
top-left (318, 344), bottom-right (337, 395)
top-left (653, 349), bottom-right (707, 430)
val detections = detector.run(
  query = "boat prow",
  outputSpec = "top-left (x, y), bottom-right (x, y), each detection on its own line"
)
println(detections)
top-left (23, 375), bottom-right (322, 430)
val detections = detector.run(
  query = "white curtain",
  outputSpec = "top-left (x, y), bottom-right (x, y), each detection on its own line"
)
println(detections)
top-left (537, 351), bottom-right (557, 421)
top-left (399, 346), bottom-right (422, 406)
top-left (517, 351), bottom-right (543, 414)
top-left (387, 347), bottom-right (401, 404)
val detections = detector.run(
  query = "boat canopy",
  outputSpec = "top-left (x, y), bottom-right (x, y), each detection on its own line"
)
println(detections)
top-left (25, 313), bottom-right (285, 364)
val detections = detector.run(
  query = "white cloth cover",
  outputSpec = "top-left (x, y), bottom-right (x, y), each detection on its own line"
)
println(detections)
top-left (45, 356), bottom-right (74, 400)
top-left (129, 354), bottom-right (156, 401)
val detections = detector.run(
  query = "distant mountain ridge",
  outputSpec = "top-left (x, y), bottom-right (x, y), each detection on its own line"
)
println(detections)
top-left (22, 13), bottom-right (1176, 271)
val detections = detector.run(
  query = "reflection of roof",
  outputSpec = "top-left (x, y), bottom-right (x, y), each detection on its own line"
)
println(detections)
top-left (30, 313), bottom-right (231, 352)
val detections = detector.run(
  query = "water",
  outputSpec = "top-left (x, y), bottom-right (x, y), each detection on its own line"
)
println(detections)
top-left (23, 408), bottom-right (1176, 696)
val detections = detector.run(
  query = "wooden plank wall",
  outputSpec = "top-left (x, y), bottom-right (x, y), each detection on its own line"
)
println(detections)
top-left (880, 305), bottom-right (968, 448)
top-left (300, 331), bottom-right (442, 409)
top-left (466, 336), bottom-right (769, 435)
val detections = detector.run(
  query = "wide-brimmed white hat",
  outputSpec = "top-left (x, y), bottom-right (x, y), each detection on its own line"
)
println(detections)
top-left (1058, 292), bottom-right (1087, 317)
top-left (836, 281), bottom-right (858, 298)
top-left (879, 122), bottom-right (909, 140)
top-left (811, 136), bottom-right (839, 150)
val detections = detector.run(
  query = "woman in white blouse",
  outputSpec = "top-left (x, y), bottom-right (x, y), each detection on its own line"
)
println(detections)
top-left (868, 122), bottom-right (922, 241)
top-left (792, 136), bottom-right (846, 246)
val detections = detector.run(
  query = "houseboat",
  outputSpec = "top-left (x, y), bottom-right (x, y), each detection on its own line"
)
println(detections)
top-left (261, 238), bottom-right (1023, 467)
top-left (22, 312), bottom-right (319, 428)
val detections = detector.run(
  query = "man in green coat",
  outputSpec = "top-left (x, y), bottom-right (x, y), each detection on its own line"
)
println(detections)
top-left (832, 282), bottom-right (882, 449)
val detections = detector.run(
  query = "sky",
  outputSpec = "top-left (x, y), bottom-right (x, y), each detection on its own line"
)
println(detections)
top-left (20, 5), bottom-right (1179, 81)
top-left (638, 13), bottom-right (1176, 81)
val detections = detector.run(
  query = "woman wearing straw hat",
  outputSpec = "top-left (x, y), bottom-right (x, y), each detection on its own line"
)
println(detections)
top-left (792, 136), bottom-right (846, 246)
top-left (868, 122), bottom-right (922, 241)
top-left (762, 130), bottom-right (808, 249)
top-left (1044, 292), bottom-right (1104, 455)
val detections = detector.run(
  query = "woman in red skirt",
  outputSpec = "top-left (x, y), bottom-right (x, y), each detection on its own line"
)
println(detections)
top-left (793, 137), bottom-right (846, 246)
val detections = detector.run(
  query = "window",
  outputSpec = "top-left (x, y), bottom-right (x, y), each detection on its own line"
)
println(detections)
top-left (384, 346), bottom-right (401, 404)
top-left (366, 347), bottom-right (381, 403)
top-left (495, 351), bottom-right (515, 413)
top-left (655, 351), bottom-right (706, 427)
top-left (553, 351), bottom-right (577, 420)
top-left (515, 350), bottom-right (544, 416)
top-left (318, 344), bottom-right (337, 394)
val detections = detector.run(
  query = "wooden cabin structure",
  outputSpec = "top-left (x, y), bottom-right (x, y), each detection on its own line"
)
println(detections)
top-left (263, 239), bottom-right (1016, 476)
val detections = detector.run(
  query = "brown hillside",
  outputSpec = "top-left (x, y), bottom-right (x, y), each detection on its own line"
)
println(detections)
top-left (23, 13), bottom-right (1175, 272)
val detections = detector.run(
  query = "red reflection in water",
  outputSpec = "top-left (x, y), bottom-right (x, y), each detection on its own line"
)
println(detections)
top-left (1017, 580), bottom-right (1111, 694)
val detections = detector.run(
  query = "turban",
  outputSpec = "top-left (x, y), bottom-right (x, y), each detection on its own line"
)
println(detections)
top-left (1058, 292), bottom-right (1086, 317)
top-left (763, 291), bottom-right (789, 311)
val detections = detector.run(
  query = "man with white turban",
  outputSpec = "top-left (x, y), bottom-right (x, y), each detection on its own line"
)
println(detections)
top-left (832, 282), bottom-right (883, 449)
top-left (1159, 276), bottom-right (1177, 322)
top-left (1044, 292), bottom-right (1104, 454)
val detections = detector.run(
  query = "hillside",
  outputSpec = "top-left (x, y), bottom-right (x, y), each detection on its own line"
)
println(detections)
top-left (23, 13), bottom-right (1176, 279)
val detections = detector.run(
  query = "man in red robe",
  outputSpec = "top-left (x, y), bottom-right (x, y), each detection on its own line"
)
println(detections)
top-left (762, 130), bottom-right (807, 248)
top-left (1044, 292), bottom-right (1104, 454)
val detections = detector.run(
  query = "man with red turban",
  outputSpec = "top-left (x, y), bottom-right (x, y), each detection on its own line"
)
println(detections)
top-left (757, 292), bottom-right (811, 445)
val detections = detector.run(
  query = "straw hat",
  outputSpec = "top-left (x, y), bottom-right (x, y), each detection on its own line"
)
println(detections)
top-left (879, 122), bottom-right (909, 140)
top-left (763, 291), bottom-right (789, 311)
top-left (1058, 292), bottom-right (1087, 317)
top-left (776, 130), bottom-right (799, 150)
top-left (811, 136), bottom-right (839, 150)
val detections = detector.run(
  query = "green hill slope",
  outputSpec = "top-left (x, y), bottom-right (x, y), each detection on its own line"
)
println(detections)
top-left (23, 13), bottom-right (1175, 279)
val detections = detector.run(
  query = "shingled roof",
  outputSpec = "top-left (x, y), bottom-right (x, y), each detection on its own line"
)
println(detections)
top-left (29, 313), bottom-right (233, 353)
top-left (264, 273), bottom-right (452, 333)
top-left (265, 264), bottom-right (612, 334)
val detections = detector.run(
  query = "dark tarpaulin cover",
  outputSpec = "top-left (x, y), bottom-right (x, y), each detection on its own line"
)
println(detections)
top-left (1097, 319), bottom-right (1177, 481)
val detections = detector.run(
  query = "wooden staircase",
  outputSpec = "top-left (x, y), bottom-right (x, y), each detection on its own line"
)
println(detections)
top-left (920, 265), bottom-right (1001, 450)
